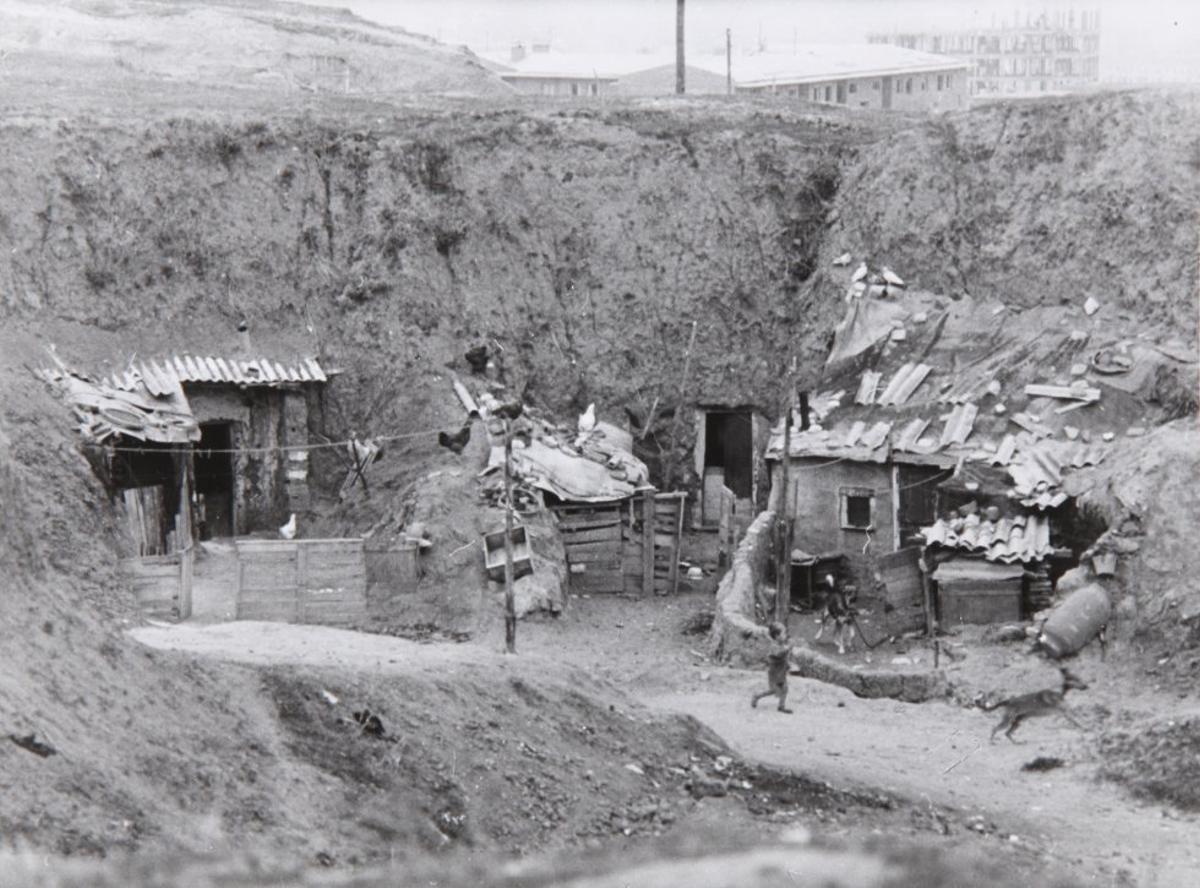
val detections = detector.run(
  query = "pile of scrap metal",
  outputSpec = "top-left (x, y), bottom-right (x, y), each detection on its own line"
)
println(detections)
top-left (36, 350), bottom-right (199, 445)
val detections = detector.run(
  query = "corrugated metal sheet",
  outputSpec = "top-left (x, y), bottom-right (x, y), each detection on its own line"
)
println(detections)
top-left (39, 367), bottom-right (199, 444)
top-left (855, 371), bottom-right (882, 406)
top-left (861, 420), bottom-right (893, 449)
top-left (988, 434), bottom-right (1018, 467)
top-left (893, 417), bottom-right (931, 452)
top-left (921, 513), bottom-right (1052, 563)
top-left (764, 426), bottom-right (889, 463)
top-left (938, 403), bottom-right (978, 448)
top-left (877, 363), bottom-right (932, 406)
top-left (103, 355), bottom-right (327, 391)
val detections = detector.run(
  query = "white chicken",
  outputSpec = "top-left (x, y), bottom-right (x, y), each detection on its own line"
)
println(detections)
top-left (832, 252), bottom-right (852, 267)
top-left (850, 262), bottom-right (868, 283)
top-left (881, 267), bottom-right (906, 288)
top-left (577, 402), bottom-right (596, 434)
top-left (279, 512), bottom-right (297, 540)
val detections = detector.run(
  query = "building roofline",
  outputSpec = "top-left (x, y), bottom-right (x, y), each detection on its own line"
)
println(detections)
top-left (738, 59), bottom-right (969, 88)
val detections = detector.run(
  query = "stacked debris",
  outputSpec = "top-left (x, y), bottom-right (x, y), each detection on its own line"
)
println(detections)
top-left (36, 350), bottom-right (199, 445)
top-left (458, 383), bottom-right (651, 510)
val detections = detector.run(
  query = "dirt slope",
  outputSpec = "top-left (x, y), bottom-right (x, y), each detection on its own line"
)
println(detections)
top-left (0, 0), bottom-right (507, 99)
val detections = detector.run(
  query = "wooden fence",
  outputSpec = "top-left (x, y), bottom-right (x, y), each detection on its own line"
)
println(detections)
top-left (122, 546), bottom-right (194, 622)
top-left (553, 491), bottom-right (686, 596)
top-left (234, 538), bottom-right (367, 625)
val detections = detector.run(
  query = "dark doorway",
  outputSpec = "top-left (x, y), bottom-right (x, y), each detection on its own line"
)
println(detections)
top-left (896, 464), bottom-right (952, 546)
top-left (704, 411), bottom-right (753, 499)
top-left (882, 76), bottom-right (893, 109)
top-left (195, 422), bottom-right (235, 539)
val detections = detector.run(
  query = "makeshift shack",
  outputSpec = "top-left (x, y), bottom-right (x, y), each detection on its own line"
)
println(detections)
top-left (765, 265), bottom-right (1173, 620)
top-left (466, 386), bottom-right (685, 598)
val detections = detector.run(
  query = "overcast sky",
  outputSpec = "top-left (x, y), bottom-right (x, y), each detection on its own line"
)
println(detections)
top-left (330, 0), bottom-right (1199, 82)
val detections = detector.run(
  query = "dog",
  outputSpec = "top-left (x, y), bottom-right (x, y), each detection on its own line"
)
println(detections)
top-left (978, 665), bottom-right (1088, 743)
top-left (814, 574), bottom-right (857, 655)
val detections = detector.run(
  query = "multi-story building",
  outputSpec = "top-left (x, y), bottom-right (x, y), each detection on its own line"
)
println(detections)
top-left (869, 8), bottom-right (1100, 98)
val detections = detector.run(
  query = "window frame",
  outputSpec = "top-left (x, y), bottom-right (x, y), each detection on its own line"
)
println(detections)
top-left (839, 486), bottom-right (876, 531)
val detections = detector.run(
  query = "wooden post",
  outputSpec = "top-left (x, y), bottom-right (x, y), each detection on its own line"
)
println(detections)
top-left (726, 28), bottom-right (732, 95)
top-left (774, 371), bottom-right (794, 624)
top-left (671, 495), bottom-right (685, 595)
top-left (675, 0), bottom-right (686, 94)
top-left (641, 488), bottom-right (655, 597)
top-left (920, 554), bottom-right (938, 667)
top-left (502, 420), bottom-right (517, 654)
top-left (177, 452), bottom-right (194, 621)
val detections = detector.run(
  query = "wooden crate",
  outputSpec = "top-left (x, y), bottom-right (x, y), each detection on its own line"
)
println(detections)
top-left (483, 525), bottom-right (533, 582)
top-left (235, 538), bottom-right (366, 626)
top-left (934, 558), bottom-right (1023, 626)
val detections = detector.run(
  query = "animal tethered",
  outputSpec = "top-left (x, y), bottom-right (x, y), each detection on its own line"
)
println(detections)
top-left (278, 513), bottom-right (297, 540)
top-left (979, 666), bottom-right (1089, 744)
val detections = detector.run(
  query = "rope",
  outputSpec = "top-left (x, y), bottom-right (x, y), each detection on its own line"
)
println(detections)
top-left (81, 424), bottom-right (458, 456)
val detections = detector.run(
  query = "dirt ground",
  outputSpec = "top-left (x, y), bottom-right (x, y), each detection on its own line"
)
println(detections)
top-left (127, 589), bottom-right (1200, 886)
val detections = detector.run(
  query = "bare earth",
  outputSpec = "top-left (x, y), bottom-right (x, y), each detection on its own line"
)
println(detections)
top-left (132, 591), bottom-right (1200, 887)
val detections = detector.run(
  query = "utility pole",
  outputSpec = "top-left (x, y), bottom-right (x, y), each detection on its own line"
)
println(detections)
top-left (502, 419), bottom-right (517, 653)
top-left (774, 361), bottom-right (795, 625)
top-left (675, 0), bottom-right (686, 94)
top-left (726, 28), bottom-right (732, 95)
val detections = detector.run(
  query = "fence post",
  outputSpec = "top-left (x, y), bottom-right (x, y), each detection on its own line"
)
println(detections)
top-left (641, 488), bottom-right (655, 596)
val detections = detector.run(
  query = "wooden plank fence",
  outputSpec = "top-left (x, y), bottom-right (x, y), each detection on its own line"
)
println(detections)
top-left (876, 547), bottom-right (926, 634)
top-left (234, 538), bottom-right (366, 625)
top-left (554, 491), bottom-right (686, 596)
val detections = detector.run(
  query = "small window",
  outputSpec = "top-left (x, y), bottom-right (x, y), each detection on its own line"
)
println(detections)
top-left (589, 82), bottom-right (598, 96)
top-left (873, 79), bottom-right (880, 91)
top-left (848, 82), bottom-right (857, 94)
top-left (824, 85), bottom-right (832, 102)
top-left (906, 78), bottom-right (913, 94)
top-left (571, 82), bottom-right (579, 96)
top-left (840, 487), bottom-right (874, 530)
top-left (937, 75), bottom-right (944, 90)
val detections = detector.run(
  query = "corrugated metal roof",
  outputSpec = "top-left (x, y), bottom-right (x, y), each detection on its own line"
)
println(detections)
top-left (893, 417), bottom-right (931, 452)
top-left (103, 355), bottom-right (327, 391)
top-left (938, 402), bottom-right (978, 448)
top-left (855, 370), bottom-right (882, 406)
top-left (921, 513), bottom-right (1052, 564)
top-left (877, 362), bottom-right (932, 407)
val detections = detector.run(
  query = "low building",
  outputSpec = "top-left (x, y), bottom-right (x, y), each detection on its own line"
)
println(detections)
top-left (485, 44), bottom-right (728, 97)
top-left (869, 8), bottom-right (1101, 98)
top-left (732, 44), bottom-right (971, 112)
top-left (45, 352), bottom-right (330, 547)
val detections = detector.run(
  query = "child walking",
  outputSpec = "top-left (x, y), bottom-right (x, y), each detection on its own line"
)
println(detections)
top-left (751, 621), bottom-right (794, 714)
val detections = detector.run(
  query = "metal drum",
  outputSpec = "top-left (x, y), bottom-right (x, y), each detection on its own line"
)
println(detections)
top-left (1039, 582), bottom-right (1111, 658)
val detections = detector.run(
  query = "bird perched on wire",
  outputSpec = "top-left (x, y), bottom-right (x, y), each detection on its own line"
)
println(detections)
top-left (577, 402), bottom-right (596, 434)
top-left (438, 421), bottom-right (471, 454)
top-left (279, 513), bottom-right (297, 540)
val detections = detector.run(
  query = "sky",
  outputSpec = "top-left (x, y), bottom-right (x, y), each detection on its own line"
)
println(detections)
top-left (326, 0), bottom-right (1200, 82)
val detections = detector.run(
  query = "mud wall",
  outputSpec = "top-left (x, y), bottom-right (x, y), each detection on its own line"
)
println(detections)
top-left (779, 457), bottom-right (897, 602)
top-left (709, 509), bottom-right (776, 665)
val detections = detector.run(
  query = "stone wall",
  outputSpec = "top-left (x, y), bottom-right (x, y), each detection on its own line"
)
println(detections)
top-left (708, 509), bottom-right (777, 665)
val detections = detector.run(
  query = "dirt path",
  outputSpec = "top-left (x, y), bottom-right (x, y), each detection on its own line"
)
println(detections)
top-left (132, 600), bottom-right (1200, 887)
top-left (643, 669), bottom-right (1200, 887)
